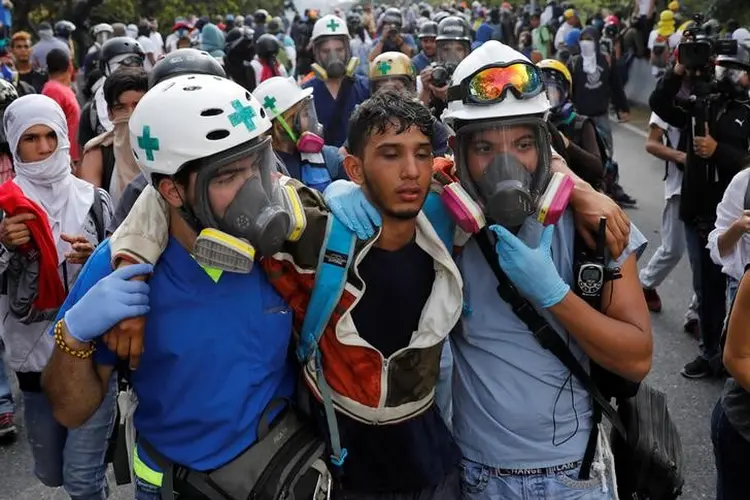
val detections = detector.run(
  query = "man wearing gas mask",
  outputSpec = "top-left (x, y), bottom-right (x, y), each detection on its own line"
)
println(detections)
top-left (254, 76), bottom-right (346, 192)
top-left (322, 41), bottom-right (649, 499)
top-left (649, 39), bottom-right (750, 379)
top-left (369, 52), bottom-right (450, 157)
top-left (42, 76), bottom-right (303, 499)
top-left (538, 58), bottom-right (604, 188)
top-left (368, 8), bottom-right (416, 60)
top-left (302, 14), bottom-right (369, 148)
top-left (97, 88), bottom-right (464, 499)
top-left (419, 15), bottom-right (471, 118)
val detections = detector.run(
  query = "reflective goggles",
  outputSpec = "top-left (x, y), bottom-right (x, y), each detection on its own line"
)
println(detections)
top-left (447, 61), bottom-right (544, 105)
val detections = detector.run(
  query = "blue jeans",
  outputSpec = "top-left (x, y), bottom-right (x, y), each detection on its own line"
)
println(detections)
top-left (684, 222), bottom-right (725, 366)
top-left (711, 399), bottom-right (750, 500)
top-left (459, 458), bottom-right (615, 500)
top-left (135, 476), bottom-right (162, 500)
top-left (23, 376), bottom-right (116, 500)
top-left (0, 342), bottom-right (14, 415)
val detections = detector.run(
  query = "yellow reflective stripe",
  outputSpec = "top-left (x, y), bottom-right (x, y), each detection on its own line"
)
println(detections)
top-left (133, 446), bottom-right (164, 487)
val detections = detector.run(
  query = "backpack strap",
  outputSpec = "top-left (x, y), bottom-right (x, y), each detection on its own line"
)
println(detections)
top-left (90, 188), bottom-right (105, 243)
top-left (473, 229), bottom-right (626, 434)
top-left (296, 214), bottom-right (356, 469)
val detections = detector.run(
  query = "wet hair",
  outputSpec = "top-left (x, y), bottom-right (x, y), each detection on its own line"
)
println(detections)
top-left (46, 48), bottom-right (70, 75)
top-left (347, 90), bottom-right (436, 159)
top-left (103, 67), bottom-right (148, 109)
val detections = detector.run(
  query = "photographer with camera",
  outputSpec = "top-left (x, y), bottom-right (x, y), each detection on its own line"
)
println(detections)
top-left (419, 16), bottom-right (471, 118)
top-left (368, 8), bottom-right (415, 61)
top-left (649, 30), bottom-right (750, 380)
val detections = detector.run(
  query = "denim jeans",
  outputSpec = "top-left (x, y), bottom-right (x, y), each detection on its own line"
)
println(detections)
top-left (0, 342), bottom-right (14, 415)
top-left (459, 458), bottom-right (615, 500)
top-left (684, 222), bottom-right (725, 367)
top-left (23, 375), bottom-right (116, 500)
top-left (135, 476), bottom-right (161, 500)
top-left (711, 399), bottom-right (750, 500)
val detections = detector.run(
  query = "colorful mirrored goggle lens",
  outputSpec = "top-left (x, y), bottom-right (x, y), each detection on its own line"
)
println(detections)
top-left (468, 64), bottom-right (543, 102)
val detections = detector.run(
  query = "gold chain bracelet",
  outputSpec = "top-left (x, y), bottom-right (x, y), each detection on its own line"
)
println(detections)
top-left (53, 320), bottom-right (96, 359)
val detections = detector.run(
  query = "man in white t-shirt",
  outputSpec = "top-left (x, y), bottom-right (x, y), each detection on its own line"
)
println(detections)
top-left (136, 21), bottom-right (157, 72)
top-left (641, 112), bottom-right (699, 331)
top-left (148, 18), bottom-right (164, 58)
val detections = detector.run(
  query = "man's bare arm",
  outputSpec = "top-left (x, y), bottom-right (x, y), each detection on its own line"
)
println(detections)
top-left (42, 320), bottom-right (114, 429)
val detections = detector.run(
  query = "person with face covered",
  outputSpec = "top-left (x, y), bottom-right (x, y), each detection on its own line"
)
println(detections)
top-left (40, 76), bottom-right (308, 500)
top-left (77, 67), bottom-right (147, 206)
top-left (567, 26), bottom-right (630, 155)
top-left (77, 37), bottom-right (145, 154)
top-left (368, 8), bottom-right (416, 60)
top-left (83, 88), bottom-right (465, 500)
top-left (302, 15), bottom-right (369, 148)
top-left (419, 16), bottom-right (471, 118)
top-left (369, 51), bottom-right (450, 158)
top-left (323, 41), bottom-right (649, 500)
top-left (538, 58), bottom-right (604, 188)
top-left (254, 76), bottom-right (345, 191)
top-left (0, 94), bottom-right (114, 500)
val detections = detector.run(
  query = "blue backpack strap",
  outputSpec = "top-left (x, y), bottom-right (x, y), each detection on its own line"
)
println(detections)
top-left (422, 191), bottom-right (455, 250)
top-left (296, 214), bottom-right (356, 468)
top-left (321, 146), bottom-right (343, 181)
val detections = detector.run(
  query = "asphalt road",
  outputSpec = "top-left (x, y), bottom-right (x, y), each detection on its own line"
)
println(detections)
top-left (0, 122), bottom-right (721, 499)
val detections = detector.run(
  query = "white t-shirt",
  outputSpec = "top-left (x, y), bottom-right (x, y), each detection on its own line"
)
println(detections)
top-left (165, 32), bottom-right (179, 54)
top-left (137, 36), bottom-right (156, 72)
top-left (708, 169), bottom-right (750, 280)
top-left (150, 31), bottom-right (164, 58)
top-left (649, 113), bottom-right (682, 200)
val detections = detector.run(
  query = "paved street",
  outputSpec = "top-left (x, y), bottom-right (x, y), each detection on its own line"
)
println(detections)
top-left (0, 122), bottom-right (721, 499)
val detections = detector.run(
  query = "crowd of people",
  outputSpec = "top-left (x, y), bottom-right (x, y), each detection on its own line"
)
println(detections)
top-left (0, 1), bottom-right (747, 499)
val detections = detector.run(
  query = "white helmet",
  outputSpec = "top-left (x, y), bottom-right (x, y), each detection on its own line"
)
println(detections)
top-left (442, 40), bottom-right (550, 129)
top-left (92, 23), bottom-right (114, 37)
top-left (253, 76), bottom-right (313, 117)
top-left (129, 74), bottom-right (272, 182)
top-left (311, 15), bottom-right (350, 44)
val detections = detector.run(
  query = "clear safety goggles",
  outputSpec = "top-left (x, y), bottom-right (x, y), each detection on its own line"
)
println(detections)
top-left (313, 37), bottom-right (350, 64)
top-left (436, 40), bottom-right (469, 64)
top-left (447, 61), bottom-right (544, 106)
top-left (192, 136), bottom-right (283, 228)
top-left (541, 70), bottom-right (570, 109)
top-left (272, 96), bottom-right (324, 143)
top-left (455, 116), bottom-right (552, 209)
top-left (371, 75), bottom-right (415, 94)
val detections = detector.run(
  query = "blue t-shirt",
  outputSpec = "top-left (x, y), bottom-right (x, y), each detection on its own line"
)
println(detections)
top-left (277, 145), bottom-right (346, 192)
top-left (302, 75), bottom-right (370, 148)
top-left (451, 210), bottom-right (647, 469)
top-left (56, 239), bottom-right (295, 471)
top-left (411, 51), bottom-right (433, 74)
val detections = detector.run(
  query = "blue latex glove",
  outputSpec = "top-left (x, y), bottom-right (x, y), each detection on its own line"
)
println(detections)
top-left (64, 264), bottom-right (153, 342)
top-left (323, 180), bottom-right (382, 240)
top-left (489, 224), bottom-right (570, 308)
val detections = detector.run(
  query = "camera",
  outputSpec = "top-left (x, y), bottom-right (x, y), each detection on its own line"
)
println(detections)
top-left (678, 14), bottom-right (738, 70)
top-left (431, 62), bottom-right (456, 88)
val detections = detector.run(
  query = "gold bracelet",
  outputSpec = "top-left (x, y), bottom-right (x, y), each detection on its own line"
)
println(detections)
top-left (53, 320), bottom-right (96, 359)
